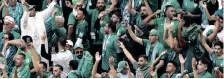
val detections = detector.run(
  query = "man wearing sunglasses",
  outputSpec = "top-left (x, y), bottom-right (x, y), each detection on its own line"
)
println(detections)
top-left (72, 44), bottom-right (93, 78)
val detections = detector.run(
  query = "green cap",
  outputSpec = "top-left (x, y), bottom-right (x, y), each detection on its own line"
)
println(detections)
top-left (149, 29), bottom-right (158, 35)
top-left (0, 57), bottom-right (5, 64)
top-left (73, 44), bottom-right (84, 49)
top-left (117, 61), bottom-right (126, 73)
top-left (54, 4), bottom-right (63, 16)
top-left (206, 29), bottom-right (213, 36)
top-left (28, 5), bottom-right (36, 10)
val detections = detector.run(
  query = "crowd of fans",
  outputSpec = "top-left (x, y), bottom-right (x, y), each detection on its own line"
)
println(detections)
top-left (0, 0), bottom-right (223, 78)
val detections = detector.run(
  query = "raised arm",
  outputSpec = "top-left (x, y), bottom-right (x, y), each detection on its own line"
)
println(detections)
top-left (143, 9), bottom-right (161, 25)
top-left (199, 1), bottom-right (216, 21)
top-left (164, 26), bottom-right (181, 53)
top-left (39, 0), bottom-right (57, 21)
top-left (109, 56), bottom-right (118, 78)
top-left (207, 19), bottom-right (220, 42)
top-left (151, 50), bottom-right (167, 71)
top-left (178, 19), bottom-right (186, 48)
top-left (179, 54), bottom-right (190, 78)
top-left (192, 58), bottom-right (198, 78)
top-left (92, 52), bottom-right (102, 78)
top-left (28, 44), bottom-right (40, 73)
top-left (127, 0), bottom-right (137, 16)
top-left (119, 41), bottom-right (136, 65)
top-left (200, 33), bottom-right (213, 54)
top-left (127, 24), bottom-right (143, 45)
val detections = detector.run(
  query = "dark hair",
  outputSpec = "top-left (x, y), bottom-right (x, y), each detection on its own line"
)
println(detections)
top-left (54, 64), bottom-right (63, 71)
top-left (199, 57), bottom-right (210, 67)
top-left (113, 11), bottom-right (122, 21)
top-left (58, 37), bottom-right (67, 47)
top-left (107, 21), bottom-right (116, 32)
top-left (40, 61), bottom-right (48, 70)
top-left (69, 60), bottom-right (79, 70)
top-left (4, 32), bottom-right (14, 40)
top-left (17, 53), bottom-right (26, 60)
top-left (214, 41), bottom-right (223, 49)
top-left (22, 35), bottom-right (33, 43)
top-left (168, 60), bottom-right (178, 68)
top-left (164, 5), bottom-right (174, 16)
top-left (138, 55), bottom-right (148, 61)
top-left (182, 16), bottom-right (191, 26)
top-left (79, 8), bottom-right (87, 16)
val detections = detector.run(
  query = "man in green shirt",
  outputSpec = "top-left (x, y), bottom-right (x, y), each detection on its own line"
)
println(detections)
top-left (10, 53), bottom-right (30, 78)
top-left (148, 5), bottom-right (179, 49)
top-left (161, 0), bottom-right (180, 17)
top-left (67, 60), bottom-right (81, 78)
top-left (180, 55), bottom-right (212, 78)
top-left (160, 61), bottom-right (178, 78)
top-left (127, 0), bottom-right (153, 37)
top-left (38, 61), bottom-right (51, 78)
top-left (119, 41), bottom-right (151, 78)
top-left (67, 8), bottom-right (89, 49)
top-left (101, 21), bottom-right (122, 71)
top-left (127, 24), bottom-right (165, 70)
top-left (111, 12), bottom-right (126, 37)
top-left (49, 64), bottom-right (63, 78)
top-left (201, 34), bottom-right (224, 77)
top-left (72, 44), bottom-right (93, 78)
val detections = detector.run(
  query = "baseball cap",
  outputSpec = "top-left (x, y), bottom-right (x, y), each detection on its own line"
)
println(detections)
top-left (117, 61), bottom-right (127, 73)
top-left (73, 44), bottom-right (84, 49)
top-left (149, 29), bottom-right (158, 36)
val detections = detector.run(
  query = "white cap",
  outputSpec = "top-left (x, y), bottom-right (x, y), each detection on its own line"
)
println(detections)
top-left (66, 40), bottom-right (73, 46)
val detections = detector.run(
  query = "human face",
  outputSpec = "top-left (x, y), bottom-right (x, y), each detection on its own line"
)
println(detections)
top-left (148, 34), bottom-right (158, 44)
top-left (76, 10), bottom-right (85, 20)
top-left (111, 14), bottom-right (120, 23)
top-left (4, 22), bottom-right (14, 32)
top-left (65, 45), bottom-right (72, 51)
top-left (96, 0), bottom-right (106, 11)
top-left (74, 48), bottom-right (84, 59)
top-left (9, 0), bottom-right (17, 6)
top-left (140, 6), bottom-right (148, 17)
top-left (214, 45), bottom-right (223, 57)
top-left (166, 63), bottom-right (176, 73)
top-left (137, 57), bottom-right (147, 69)
top-left (104, 24), bottom-right (109, 34)
top-left (2, 34), bottom-right (9, 44)
top-left (197, 61), bottom-right (207, 73)
top-left (29, 9), bottom-right (36, 17)
top-left (53, 67), bottom-right (62, 78)
top-left (166, 7), bottom-right (176, 18)
top-left (39, 63), bottom-right (46, 72)
top-left (15, 55), bottom-right (24, 67)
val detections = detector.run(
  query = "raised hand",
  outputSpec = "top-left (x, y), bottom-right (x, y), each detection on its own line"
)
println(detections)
top-left (109, 56), bottom-right (114, 65)
top-left (155, 10), bottom-right (161, 14)
top-left (199, 1), bottom-right (207, 9)
top-left (41, 32), bottom-right (46, 43)
top-left (192, 58), bottom-right (197, 69)
top-left (118, 41), bottom-right (125, 49)
top-left (65, 1), bottom-right (72, 8)
top-left (98, 11), bottom-right (106, 19)
top-left (179, 54), bottom-right (186, 64)
top-left (95, 51), bottom-right (101, 62)
top-left (149, 68), bottom-right (156, 77)
top-left (161, 50), bottom-right (167, 56)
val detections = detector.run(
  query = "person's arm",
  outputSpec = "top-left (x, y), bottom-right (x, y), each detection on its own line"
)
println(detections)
top-left (199, 1), bottom-right (216, 21)
top-left (208, 19), bottom-right (220, 42)
top-left (178, 19), bottom-right (186, 48)
top-left (28, 44), bottom-right (40, 73)
top-left (127, 24), bottom-right (143, 45)
top-left (127, 0), bottom-right (137, 16)
top-left (105, 0), bottom-right (117, 14)
top-left (0, 64), bottom-right (8, 78)
top-left (192, 58), bottom-right (198, 78)
top-left (39, 0), bottom-right (57, 21)
top-left (40, 33), bottom-right (51, 60)
top-left (92, 52), bottom-right (102, 78)
top-left (20, 0), bottom-right (30, 29)
top-left (144, 10), bottom-right (161, 25)
top-left (4, 4), bottom-right (9, 17)
top-left (151, 50), bottom-right (167, 71)
top-left (67, 12), bottom-right (76, 39)
top-left (143, 0), bottom-right (153, 21)
top-left (179, 54), bottom-right (190, 78)
top-left (200, 33), bottom-right (213, 54)
top-left (109, 56), bottom-right (118, 78)
top-left (119, 41), bottom-right (136, 65)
